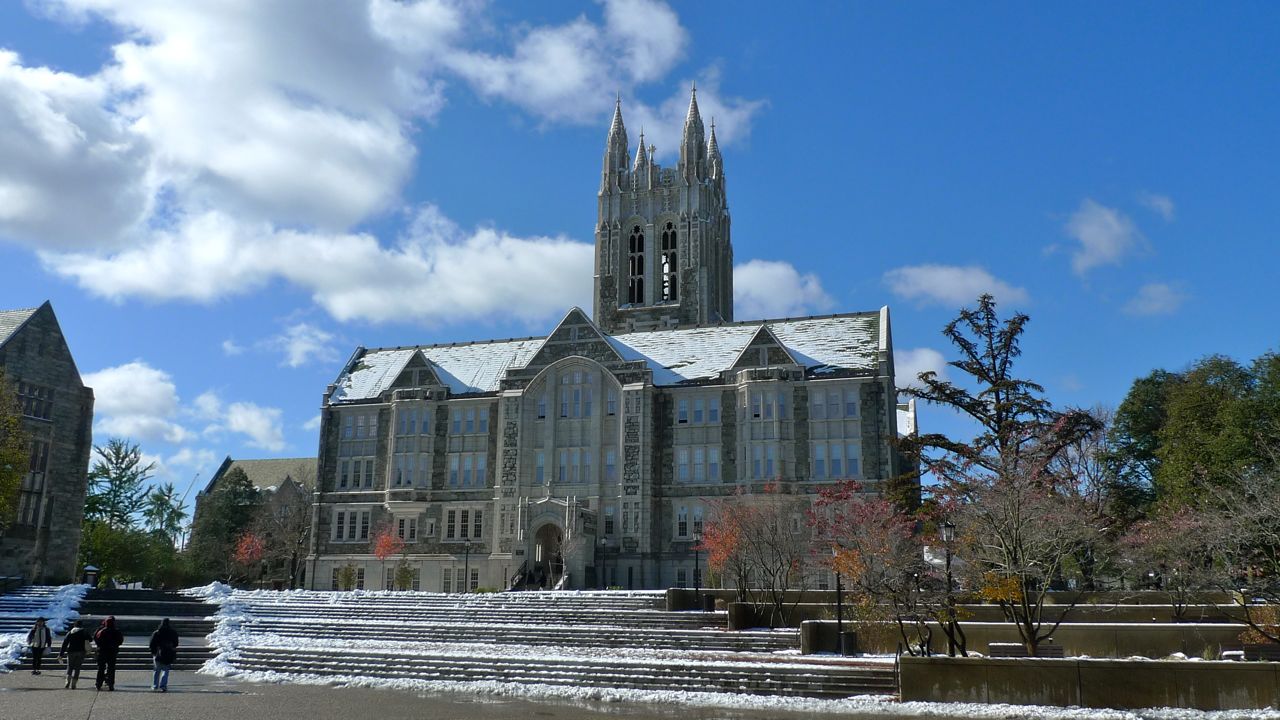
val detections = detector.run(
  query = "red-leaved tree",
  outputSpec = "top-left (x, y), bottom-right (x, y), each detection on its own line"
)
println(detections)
top-left (372, 523), bottom-right (406, 590)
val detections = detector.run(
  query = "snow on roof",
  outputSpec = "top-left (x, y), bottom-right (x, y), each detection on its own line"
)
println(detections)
top-left (0, 306), bottom-right (39, 348)
top-left (329, 311), bottom-right (883, 403)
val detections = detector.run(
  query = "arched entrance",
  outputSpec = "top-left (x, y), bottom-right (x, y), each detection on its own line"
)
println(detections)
top-left (533, 523), bottom-right (564, 589)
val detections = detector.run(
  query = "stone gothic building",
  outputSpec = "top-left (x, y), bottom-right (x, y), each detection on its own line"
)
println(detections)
top-left (305, 92), bottom-right (915, 592)
top-left (0, 302), bottom-right (94, 584)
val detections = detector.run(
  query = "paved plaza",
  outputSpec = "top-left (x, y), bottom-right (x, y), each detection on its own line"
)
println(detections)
top-left (0, 669), bottom-right (919, 720)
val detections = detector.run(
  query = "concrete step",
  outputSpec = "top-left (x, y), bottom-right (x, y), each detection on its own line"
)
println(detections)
top-left (10, 647), bottom-right (217, 672)
top-left (74, 616), bottom-right (214, 637)
top-left (79, 599), bottom-right (212, 618)
top-left (238, 604), bottom-right (723, 629)
top-left (229, 646), bottom-right (895, 699)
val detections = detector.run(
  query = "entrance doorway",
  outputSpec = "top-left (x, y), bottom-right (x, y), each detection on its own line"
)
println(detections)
top-left (533, 524), bottom-right (564, 589)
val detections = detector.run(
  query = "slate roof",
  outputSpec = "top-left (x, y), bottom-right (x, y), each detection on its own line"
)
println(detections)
top-left (0, 307), bottom-right (40, 348)
top-left (201, 456), bottom-right (317, 496)
top-left (329, 308), bottom-right (887, 404)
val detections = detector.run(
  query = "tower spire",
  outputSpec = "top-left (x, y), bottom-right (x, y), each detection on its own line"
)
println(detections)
top-left (679, 85), bottom-right (706, 180)
top-left (601, 96), bottom-right (630, 190)
top-left (633, 129), bottom-right (648, 171)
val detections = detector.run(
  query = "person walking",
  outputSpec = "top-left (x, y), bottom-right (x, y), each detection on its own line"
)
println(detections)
top-left (58, 620), bottom-right (89, 689)
top-left (26, 617), bottom-right (52, 675)
top-left (92, 616), bottom-right (123, 691)
top-left (148, 618), bottom-right (180, 692)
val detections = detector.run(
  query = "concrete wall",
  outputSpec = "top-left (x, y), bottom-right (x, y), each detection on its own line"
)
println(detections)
top-left (900, 656), bottom-right (1280, 711)
top-left (800, 619), bottom-right (1251, 659)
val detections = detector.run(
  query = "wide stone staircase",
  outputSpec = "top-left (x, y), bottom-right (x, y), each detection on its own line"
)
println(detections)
top-left (216, 590), bottom-right (896, 699)
top-left (5, 587), bottom-right (216, 672)
top-left (0, 586), bottom-right (76, 634)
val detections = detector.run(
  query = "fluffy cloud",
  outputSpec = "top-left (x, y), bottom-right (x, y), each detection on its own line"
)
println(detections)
top-left (894, 348), bottom-right (949, 390)
top-left (302, 415), bottom-right (322, 432)
top-left (1123, 282), bottom-right (1186, 317)
top-left (270, 323), bottom-right (339, 368)
top-left (220, 339), bottom-right (244, 356)
top-left (192, 390), bottom-right (286, 451)
top-left (733, 260), bottom-right (834, 320)
top-left (1063, 199), bottom-right (1144, 275)
top-left (81, 361), bottom-right (192, 443)
top-left (883, 264), bottom-right (1029, 308)
top-left (44, 205), bottom-right (594, 325)
top-left (1138, 192), bottom-right (1175, 222)
top-left (4, 1), bottom-right (764, 328)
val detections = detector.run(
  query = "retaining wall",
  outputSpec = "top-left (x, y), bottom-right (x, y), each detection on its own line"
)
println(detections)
top-left (899, 656), bottom-right (1280, 711)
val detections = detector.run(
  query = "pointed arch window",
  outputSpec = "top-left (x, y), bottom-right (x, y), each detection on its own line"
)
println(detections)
top-left (627, 225), bottom-right (645, 304)
top-left (661, 222), bottom-right (678, 302)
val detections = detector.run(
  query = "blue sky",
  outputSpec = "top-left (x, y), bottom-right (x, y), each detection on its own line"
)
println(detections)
top-left (1, 1), bottom-right (1276, 496)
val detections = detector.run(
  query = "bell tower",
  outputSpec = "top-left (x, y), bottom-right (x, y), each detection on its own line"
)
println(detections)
top-left (593, 90), bottom-right (733, 335)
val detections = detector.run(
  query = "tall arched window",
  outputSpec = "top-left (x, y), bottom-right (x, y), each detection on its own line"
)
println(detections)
top-left (661, 222), bottom-right (678, 302)
top-left (627, 225), bottom-right (645, 304)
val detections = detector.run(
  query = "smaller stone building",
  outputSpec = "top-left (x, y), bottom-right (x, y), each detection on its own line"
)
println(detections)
top-left (0, 302), bottom-right (94, 584)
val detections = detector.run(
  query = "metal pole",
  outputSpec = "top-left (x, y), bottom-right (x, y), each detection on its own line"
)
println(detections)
top-left (945, 543), bottom-right (955, 656)
top-left (835, 569), bottom-right (843, 638)
top-left (464, 540), bottom-right (472, 594)
top-left (693, 534), bottom-right (701, 595)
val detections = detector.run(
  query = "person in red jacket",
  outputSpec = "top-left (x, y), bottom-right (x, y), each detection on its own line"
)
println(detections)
top-left (92, 616), bottom-right (123, 691)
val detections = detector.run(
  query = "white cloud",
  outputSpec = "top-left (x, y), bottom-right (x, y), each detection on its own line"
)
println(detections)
top-left (44, 205), bottom-right (594, 326)
top-left (1123, 282), bottom-right (1186, 317)
top-left (733, 259), bottom-right (834, 320)
top-left (225, 401), bottom-right (286, 452)
top-left (81, 361), bottom-right (192, 443)
top-left (302, 415), bottom-right (322, 432)
top-left (166, 447), bottom-right (218, 473)
top-left (1138, 192), bottom-right (1175, 222)
top-left (883, 264), bottom-right (1029, 308)
top-left (220, 339), bottom-right (244, 356)
top-left (894, 348), bottom-right (949, 390)
top-left (1063, 199), bottom-right (1144, 275)
top-left (270, 323), bottom-right (338, 368)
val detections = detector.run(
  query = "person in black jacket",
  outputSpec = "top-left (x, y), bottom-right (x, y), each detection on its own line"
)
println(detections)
top-left (26, 617), bottom-right (51, 675)
top-left (148, 618), bottom-right (180, 692)
top-left (58, 620), bottom-right (90, 689)
top-left (92, 616), bottom-right (124, 691)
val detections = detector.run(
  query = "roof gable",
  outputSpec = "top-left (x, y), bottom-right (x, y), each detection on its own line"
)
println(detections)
top-left (0, 306), bottom-right (40, 349)
top-left (729, 324), bottom-right (801, 370)
top-left (524, 307), bottom-right (624, 370)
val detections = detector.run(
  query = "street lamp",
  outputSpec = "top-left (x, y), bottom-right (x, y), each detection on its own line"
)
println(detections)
top-left (599, 537), bottom-right (609, 590)
top-left (463, 539), bottom-right (473, 594)
top-left (832, 546), bottom-right (844, 651)
top-left (942, 520), bottom-right (956, 656)
top-left (693, 533), bottom-right (702, 595)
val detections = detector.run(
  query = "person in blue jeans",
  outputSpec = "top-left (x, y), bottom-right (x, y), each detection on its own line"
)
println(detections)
top-left (148, 618), bottom-right (180, 692)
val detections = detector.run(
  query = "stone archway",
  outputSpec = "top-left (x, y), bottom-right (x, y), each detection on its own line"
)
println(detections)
top-left (533, 523), bottom-right (564, 589)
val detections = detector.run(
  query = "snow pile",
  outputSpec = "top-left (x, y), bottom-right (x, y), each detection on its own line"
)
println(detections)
top-left (0, 584), bottom-right (90, 673)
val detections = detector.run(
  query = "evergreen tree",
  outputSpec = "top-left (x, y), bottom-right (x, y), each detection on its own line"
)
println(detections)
top-left (141, 482), bottom-right (188, 544)
top-left (188, 467), bottom-right (261, 582)
top-left (84, 438), bottom-right (154, 530)
top-left (0, 370), bottom-right (30, 534)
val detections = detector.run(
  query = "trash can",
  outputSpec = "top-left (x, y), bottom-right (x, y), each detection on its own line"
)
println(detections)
top-left (701, 593), bottom-right (717, 612)
top-left (81, 565), bottom-right (99, 587)
top-left (839, 630), bottom-right (858, 656)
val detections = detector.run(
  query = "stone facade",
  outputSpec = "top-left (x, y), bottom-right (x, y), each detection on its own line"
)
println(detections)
top-left (304, 97), bottom-right (917, 592)
top-left (0, 302), bottom-right (94, 584)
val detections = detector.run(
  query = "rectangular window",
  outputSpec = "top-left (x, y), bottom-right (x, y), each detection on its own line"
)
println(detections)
top-left (558, 450), bottom-right (567, 483)
top-left (537, 396), bottom-right (547, 419)
top-left (364, 459), bottom-right (374, 488)
top-left (449, 456), bottom-right (459, 486)
top-left (829, 392), bottom-right (841, 418)
top-left (473, 510), bottom-right (483, 539)
top-left (470, 569), bottom-right (479, 592)
top-left (570, 449), bottom-right (580, 484)
top-left (584, 388), bottom-right (593, 418)
top-left (335, 511), bottom-right (346, 540)
top-left (693, 507), bottom-right (704, 536)
top-left (708, 397), bottom-right (720, 423)
top-left (752, 446), bottom-right (763, 479)
top-left (343, 415), bottom-right (354, 439)
top-left (831, 444), bottom-right (843, 477)
top-left (604, 506), bottom-right (615, 534)
top-left (360, 511), bottom-right (370, 540)
top-left (397, 517), bottom-right (406, 539)
top-left (464, 408), bottom-right (475, 433)
top-left (476, 455), bottom-right (487, 485)
top-left (446, 510), bottom-right (456, 540)
top-left (332, 568), bottom-right (341, 590)
top-left (813, 394), bottom-right (826, 420)
top-left (763, 393), bottom-right (773, 419)
top-left (356, 414), bottom-right (367, 438)
top-left (765, 445), bottom-right (776, 477)
top-left (452, 410), bottom-right (462, 434)
top-left (605, 450), bottom-right (616, 481)
top-left (693, 398), bottom-right (704, 423)
top-left (677, 448), bottom-right (690, 482)
top-left (339, 461), bottom-right (350, 489)
top-left (778, 391), bottom-right (787, 419)
top-left (607, 389), bottom-right (617, 415)
top-left (352, 461), bottom-right (363, 488)
top-left (708, 448), bottom-right (720, 482)
top-left (462, 456), bottom-right (473, 486)
top-left (442, 568), bottom-right (453, 593)
top-left (677, 568), bottom-right (688, 588)
top-left (845, 390), bottom-right (858, 417)
top-left (535, 451), bottom-right (545, 484)
top-left (572, 388), bottom-right (581, 417)
top-left (479, 407), bottom-right (489, 433)
top-left (751, 392), bottom-right (762, 418)
top-left (356, 568), bottom-right (365, 590)
top-left (814, 445), bottom-right (826, 479)
top-left (678, 399), bottom-right (689, 424)
top-left (693, 447), bottom-right (705, 482)
top-left (394, 456), bottom-right (404, 486)
top-left (847, 443), bottom-right (861, 477)
top-left (420, 410), bottom-right (429, 435)
top-left (560, 390), bottom-right (569, 418)
top-left (459, 509), bottom-right (470, 539)
top-left (407, 408), bottom-right (417, 435)
top-left (677, 506), bottom-right (688, 537)
top-left (398, 411), bottom-right (407, 436)
top-left (582, 450), bottom-right (591, 483)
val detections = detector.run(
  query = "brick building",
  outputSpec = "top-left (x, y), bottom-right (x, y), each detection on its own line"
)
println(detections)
top-left (305, 92), bottom-right (917, 592)
top-left (0, 302), bottom-right (94, 583)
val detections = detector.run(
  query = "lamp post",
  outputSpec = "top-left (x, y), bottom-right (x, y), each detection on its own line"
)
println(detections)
top-left (833, 546), bottom-right (844, 642)
top-left (693, 533), bottom-right (702, 595)
top-left (463, 539), bottom-right (473, 594)
top-left (599, 537), bottom-right (609, 590)
top-left (942, 520), bottom-right (956, 656)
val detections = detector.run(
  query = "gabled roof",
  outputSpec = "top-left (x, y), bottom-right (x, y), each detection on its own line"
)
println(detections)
top-left (201, 456), bottom-right (317, 496)
top-left (328, 309), bottom-right (885, 404)
top-left (0, 305), bottom-right (41, 348)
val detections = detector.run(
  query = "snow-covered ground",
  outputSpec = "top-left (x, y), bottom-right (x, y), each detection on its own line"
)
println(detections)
top-left (192, 587), bottom-right (1280, 719)
top-left (0, 584), bottom-right (90, 672)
